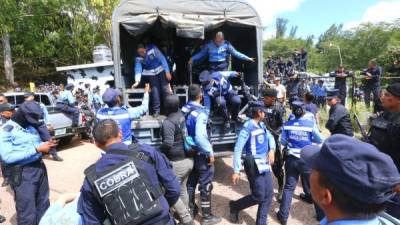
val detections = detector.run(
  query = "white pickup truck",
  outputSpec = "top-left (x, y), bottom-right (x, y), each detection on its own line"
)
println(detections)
top-left (4, 92), bottom-right (86, 143)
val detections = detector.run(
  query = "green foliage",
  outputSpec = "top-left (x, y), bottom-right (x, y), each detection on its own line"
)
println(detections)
top-left (264, 19), bottom-right (400, 75)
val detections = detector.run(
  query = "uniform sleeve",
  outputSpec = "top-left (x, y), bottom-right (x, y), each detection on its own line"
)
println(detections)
top-left (41, 104), bottom-right (49, 124)
top-left (233, 128), bottom-right (250, 173)
top-left (128, 92), bottom-right (149, 119)
top-left (325, 109), bottom-right (346, 132)
top-left (0, 131), bottom-right (39, 164)
top-left (267, 131), bottom-right (276, 152)
top-left (195, 112), bottom-right (213, 156)
top-left (134, 57), bottom-right (143, 83)
top-left (160, 120), bottom-right (175, 153)
top-left (191, 44), bottom-right (209, 63)
top-left (155, 47), bottom-right (170, 73)
top-left (67, 92), bottom-right (76, 105)
top-left (78, 179), bottom-right (106, 225)
top-left (227, 42), bottom-right (251, 61)
top-left (153, 150), bottom-right (181, 206)
top-left (312, 126), bottom-right (325, 144)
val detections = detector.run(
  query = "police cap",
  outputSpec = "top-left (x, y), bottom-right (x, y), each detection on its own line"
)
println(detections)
top-left (262, 88), bottom-right (278, 98)
top-left (291, 100), bottom-right (305, 109)
top-left (24, 92), bottom-right (34, 98)
top-left (326, 89), bottom-right (339, 100)
top-left (102, 88), bottom-right (122, 105)
top-left (248, 101), bottom-right (268, 113)
top-left (0, 103), bottom-right (16, 112)
top-left (65, 83), bottom-right (75, 90)
top-left (301, 134), bottom-right (400, 204)
top-left (19, 101), bottom-right (43, 125)
top-left (387, 83), bottom-right (400, 97)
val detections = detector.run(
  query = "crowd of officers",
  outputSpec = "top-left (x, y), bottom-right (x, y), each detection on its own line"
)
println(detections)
top-left (0, 31), bottom-right (400, 225)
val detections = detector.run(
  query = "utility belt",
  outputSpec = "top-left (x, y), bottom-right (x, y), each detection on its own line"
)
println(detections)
top-left (209, 61), bottom-right (228, 72)
top-left (142, 66), bottom-right (164, 76)
top-left (242, 155), bottom-right (270, 177)
top-left (7, 159), bottom-right (43, 188)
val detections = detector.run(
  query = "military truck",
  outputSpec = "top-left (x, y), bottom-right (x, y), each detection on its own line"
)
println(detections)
top-left (111, 0), bottom-right (264, 156)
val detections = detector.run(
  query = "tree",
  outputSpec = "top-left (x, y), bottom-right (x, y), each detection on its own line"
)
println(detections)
top-left (289, 26), bottom-right (298, 38)
top-left (276, 18), bottom-right (289, 39)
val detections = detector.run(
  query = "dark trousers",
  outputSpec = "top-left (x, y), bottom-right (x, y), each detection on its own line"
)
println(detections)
top-left (231, 168), bottom-right (273, 225)
top-left (145, 72), bottom-right (170, 115)
top-left (278, 156), bottom-right (324, 221)
top-left (56, 103), bottom-right (79, 126)
top-left (214, 91), bottom-right (241, 121)
top-left (315, 96), bottom-right (326, 109)
top-left (271, 135), bottom-right (284, 191)
top-left (13, 160), bottom-right (50, 225)
top-left (187, 154), bottom-right (214, 200)
top-left (335, 84), bottom-right (347, 106)
top-left (364, 83), bottom-right (382, 113)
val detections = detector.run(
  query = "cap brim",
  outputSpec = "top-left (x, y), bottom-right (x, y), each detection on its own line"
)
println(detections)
top-left (301, 144), bottom-right (321, 169)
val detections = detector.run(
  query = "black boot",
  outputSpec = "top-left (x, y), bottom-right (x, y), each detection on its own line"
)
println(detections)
top-left (228, 200), bottom-right (239, 223)
top-left (188, 192), bottom-right (199, 218)
top-left (200, 194), bottom-right (222, 225)
top-left (52, 154), bottom-right (64, 162)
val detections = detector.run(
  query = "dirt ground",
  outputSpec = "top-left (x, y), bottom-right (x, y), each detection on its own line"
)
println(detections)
top-left (0, 138), bottom-right (317, 225)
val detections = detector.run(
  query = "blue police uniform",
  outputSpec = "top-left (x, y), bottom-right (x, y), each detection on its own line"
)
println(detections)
top-left (192, 41), bottom-right (252, 71)
top-left (78, 142), bottom-right (180, 225)
top-left (200, 71), bottom-right (241, 121)
top-left (277, 102), bottom-right (324, 222)
top-left (230, 114), bottom-right (276, 225)
top-left (56, 85), bottom-right (79, 126)
top-left (364, 67), bottom-right (383, 112)
top-left (134, 44), bottom-right (170, 115)
top-left (183, 101), bottom-right (220, 219)
top-left (312, 83), bottom-right (328, 108)
top-left (330, 70), bottom-right (349, 105)
top-left (0, 119), bottom-right (49, 225)
top-left (96, 89), bottom-right (149, 145)
top-left (301, 135), bottom-right (400, 225)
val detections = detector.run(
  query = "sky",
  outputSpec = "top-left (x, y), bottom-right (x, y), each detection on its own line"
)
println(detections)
top-left (246, 0), bottom-right (400, 39)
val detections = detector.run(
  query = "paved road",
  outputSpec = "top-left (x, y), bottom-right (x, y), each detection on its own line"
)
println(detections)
top-left (0, 139), bottom-right (317, 225)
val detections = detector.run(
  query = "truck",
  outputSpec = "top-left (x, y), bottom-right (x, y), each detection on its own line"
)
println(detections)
top-left (111, 0), bottom-right (264, 156)
top-left (4, 92), bottom-right (87, 144)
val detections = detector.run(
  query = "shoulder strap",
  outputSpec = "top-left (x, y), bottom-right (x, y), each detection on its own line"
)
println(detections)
top-left (106, 143), bottom-right (154, 165)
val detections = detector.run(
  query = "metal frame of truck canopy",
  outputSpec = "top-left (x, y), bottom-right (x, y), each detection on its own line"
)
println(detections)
top-left (111, 0), bottom-right (264, 90)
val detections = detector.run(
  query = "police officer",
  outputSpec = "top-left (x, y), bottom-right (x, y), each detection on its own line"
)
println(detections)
top-left (362, 59), bottom-right (383, 113)
top-left (25, 92), bottom-right (63, 161)
top-left (96, 84), bottom-right (149, 145)
top-left (183, 84), bottom-right (222, 224)
top-left (56, 83), bottom-right (79, 127)
top-left (261, 88), bottom-right (286, 201)
top-left (312, 80), bottom-right (327, 109)
top-left (265, 55), bottom-right (275, 70)
top-left (285, 71), bottom-right (301, 105)
top-left (325, 89), bottom-right (354, 137)
top-left (299, 48), bottom-right (307, 72)
top-left (132, 43), bottom-right (172, 116)
top-left (199, 70), bottom-right (242, 123)
top-left (301, 134), bottom-right (400, 225)
top-left (0, 101), bottom-right (57, 225)
top-left (368, 83), bottom-right (400, 218)
top-left (276, 101), bottom-right (324, 225)
top-left (189, 32), bottom-right (255, 72)
top-left (329, 66), bottom-right (352, 106)
top-left (0, 102), bottom-right (15, 188)
top-left (78, 119), bottom-right (181, 225)
top-left (276, 57), bottom-right (286, 76)
top-left (229, 101), bottom-right (275, 225)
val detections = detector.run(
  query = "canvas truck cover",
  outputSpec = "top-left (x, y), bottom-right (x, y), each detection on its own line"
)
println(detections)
top-left (112, 0), bottom-right (264, 88)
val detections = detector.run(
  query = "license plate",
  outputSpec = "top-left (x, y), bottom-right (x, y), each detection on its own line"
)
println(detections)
top-left (55, 128), bottom-right (66, 136)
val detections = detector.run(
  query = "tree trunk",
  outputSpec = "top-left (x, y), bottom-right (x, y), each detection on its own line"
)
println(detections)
top-left (2, 33), bottom-right (14, 84)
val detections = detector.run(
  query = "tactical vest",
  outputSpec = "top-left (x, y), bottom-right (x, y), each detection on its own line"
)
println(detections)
top-left (96, 107), bottom-right (133, 144)
top-left (84, 144), bottom-right (164, 225)
top-left (243, 121), bottom-right (269, 156)
top-left (283, 119), bottom-right (314, 158)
